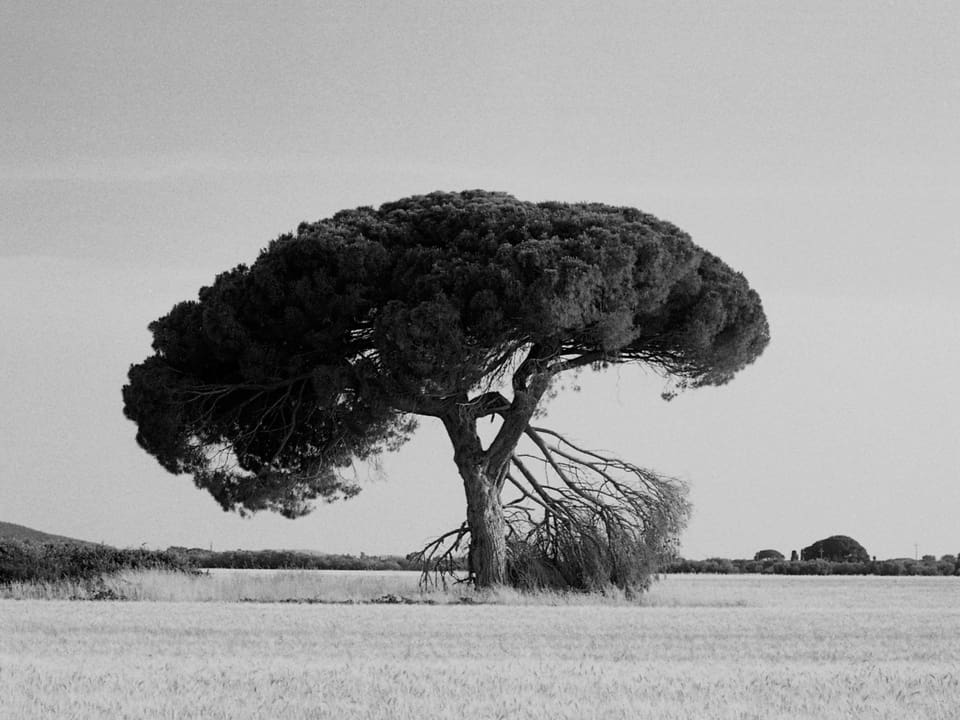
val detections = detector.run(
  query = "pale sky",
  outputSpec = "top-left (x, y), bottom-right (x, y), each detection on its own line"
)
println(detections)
top-left (1, 1), bottom-right (958, 560)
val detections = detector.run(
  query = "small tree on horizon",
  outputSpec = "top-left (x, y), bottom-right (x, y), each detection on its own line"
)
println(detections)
top-left (754, 549), bottom-right (785, 561)
top-left (123, 190), bottom-right (769, 591)
top-left (801, 535), bottom-right (870, 563)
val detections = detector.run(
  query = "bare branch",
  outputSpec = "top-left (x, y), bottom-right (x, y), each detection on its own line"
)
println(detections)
top-left (458, 391), bottom-right (511, 420)
top-left (421, 422), bottom-right (690, 595)
top-left (413, 522), bottom-right (470, 591)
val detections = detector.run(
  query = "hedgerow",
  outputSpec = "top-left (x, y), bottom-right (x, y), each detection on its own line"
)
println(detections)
top-left (0, 540), bottom-right (195, 585)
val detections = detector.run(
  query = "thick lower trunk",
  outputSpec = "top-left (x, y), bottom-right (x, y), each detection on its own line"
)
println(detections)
top-left (442, 411), bottom-right (508, 588)
top-left (460, 466), bottom-right (507, 588)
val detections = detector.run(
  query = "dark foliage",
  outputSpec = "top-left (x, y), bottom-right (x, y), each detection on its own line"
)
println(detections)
top-left (0, 540), bottom-right (195, 585)
top-left (801, 535), bottom-right (870, 563)
top-left (125, 191), bottom-right (768, 516)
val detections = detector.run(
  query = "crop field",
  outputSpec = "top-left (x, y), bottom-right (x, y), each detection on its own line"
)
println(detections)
top-left (1, 574), bottom-right (958, 719)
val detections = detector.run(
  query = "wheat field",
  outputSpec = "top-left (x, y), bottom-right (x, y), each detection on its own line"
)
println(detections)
top-left (1, 574), bottom-right (958, 719)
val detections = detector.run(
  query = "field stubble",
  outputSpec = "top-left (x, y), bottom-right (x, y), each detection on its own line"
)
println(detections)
top-left (1, 573), bottom-right (958, 719)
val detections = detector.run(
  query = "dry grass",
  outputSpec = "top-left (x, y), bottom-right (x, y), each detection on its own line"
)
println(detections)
top-left (1, 575), bottom-right (958, 719)
top-left (5, 567), bottom-right (951, 609)
top-left (0, 568), bottom-right (643, 605)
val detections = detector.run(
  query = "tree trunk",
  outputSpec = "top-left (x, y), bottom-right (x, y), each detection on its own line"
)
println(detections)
top-left (442, 410), bottom-right (508, 588)
top-left (460, 465), bottom-right (507, 588)
top-left (440, 358), bottom-right (553, 589)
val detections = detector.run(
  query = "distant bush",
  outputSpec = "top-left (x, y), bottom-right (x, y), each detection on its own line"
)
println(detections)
top-left (874, 560), bottom-right (903, 576)
top-left (801, 535), bottom-right (870, 563)
top-left (0, 540), bottom-right (194, 585)
top-left (753, 549), bottom-right (784, 561)
top-left (701, 558), bottom-right (736, 574)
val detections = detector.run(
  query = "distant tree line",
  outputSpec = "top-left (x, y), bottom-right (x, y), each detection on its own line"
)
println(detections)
top-left (661, 535), bottom-right (959, 577)
top-left (662, 555), bottom-right (959, 576)
top-left (164, 547), bottom-right (423, 571)
top-left (5, 532), bottom-right (956, 587)
top-left (162, 542), bottom-right (960, 577)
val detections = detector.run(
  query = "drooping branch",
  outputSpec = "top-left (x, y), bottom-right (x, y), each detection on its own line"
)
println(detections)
top-left (530, 426), bottom-right (683, 510)
top-left (508, 454), bottom-right (576, 521)
top-left (415, 424), bottom-right (690, 593)
top-left (414, 521), bottom-right (470, 591)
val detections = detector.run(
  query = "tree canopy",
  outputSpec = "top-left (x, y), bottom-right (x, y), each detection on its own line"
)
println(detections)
top-left (124, 190), bottom-right (769, 588)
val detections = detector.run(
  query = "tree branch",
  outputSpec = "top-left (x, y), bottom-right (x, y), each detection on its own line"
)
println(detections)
top-left (508, 456), bottom-right (579, 525)
top-left (465, 391), bottom-right (511, 419)
top-left (548, 351), bottom-right (607, 374)
top-left (482, 343), bottom-right (557, 480)
top-left (412, 521), bottom-right (470, 590)
top-left (389, 393), bottom-right (449, 418)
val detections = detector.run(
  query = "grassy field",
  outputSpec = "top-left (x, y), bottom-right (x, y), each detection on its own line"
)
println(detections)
top-left (1, 574), bottom-right (958, 719)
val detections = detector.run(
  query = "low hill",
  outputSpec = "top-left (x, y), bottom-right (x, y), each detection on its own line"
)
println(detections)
top-left (0, 521), bottom-right (98, 546)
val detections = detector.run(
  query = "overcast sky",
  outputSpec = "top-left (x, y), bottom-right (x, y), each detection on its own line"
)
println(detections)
top-left (2, 2), bottom-right (958, 560)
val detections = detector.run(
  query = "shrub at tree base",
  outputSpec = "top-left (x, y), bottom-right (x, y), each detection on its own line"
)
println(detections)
top-left (504, 529), bottom-right (660, 596)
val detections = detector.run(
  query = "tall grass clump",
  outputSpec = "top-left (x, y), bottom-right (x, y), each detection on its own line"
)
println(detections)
top-left (109, 569), bottom-right (640, 604)
top-left (504, 527), bottom-right (660, 597)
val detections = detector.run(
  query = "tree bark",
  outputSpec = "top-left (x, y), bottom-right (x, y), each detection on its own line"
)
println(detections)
top-left (460, 464), bottom-right (507, 588)
top-left (442, 408), bottom-right (508, 588)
